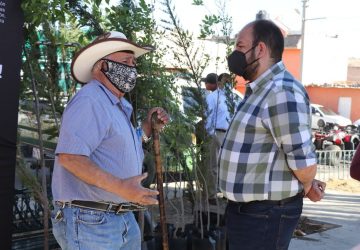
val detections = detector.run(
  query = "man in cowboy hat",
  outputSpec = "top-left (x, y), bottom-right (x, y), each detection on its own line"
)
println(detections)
top-left (51, 31), bottom-right (169, 250)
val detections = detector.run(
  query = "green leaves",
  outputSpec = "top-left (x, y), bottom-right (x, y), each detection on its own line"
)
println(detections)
top-left (192, 0), bottom-right (204, 5)
top-left (199, 14), bottom-right (221, 39)
top-left (21, 0), bottom-right (69, 27)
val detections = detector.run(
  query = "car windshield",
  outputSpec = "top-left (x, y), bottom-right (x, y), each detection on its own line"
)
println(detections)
top-left (318, 106), bottom-right (338, 116)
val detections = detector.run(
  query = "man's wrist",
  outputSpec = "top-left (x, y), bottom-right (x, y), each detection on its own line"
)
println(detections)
top-left (303, 180), bottom-right (313, 196)
top-left (142, 129), bottom-right (152, 143)
top-left (142, 120), bottom-right (152, 135)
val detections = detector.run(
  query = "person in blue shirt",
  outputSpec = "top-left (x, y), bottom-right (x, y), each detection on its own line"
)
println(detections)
top-left (204, 72), bottom-right (241, 205)
top-left (202, 73), bottom-right (218, 92)
top-left (51, 31), bottom-right (169, 250)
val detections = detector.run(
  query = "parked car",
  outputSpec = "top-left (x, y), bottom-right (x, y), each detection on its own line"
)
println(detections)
top-left (311, 104), bottom-right (352, 129)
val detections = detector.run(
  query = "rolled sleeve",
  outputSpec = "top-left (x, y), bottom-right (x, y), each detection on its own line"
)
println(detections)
top-left (263, 89), bottom-right (317, 170)
top-left (56, 96), bottom-right (110, 157)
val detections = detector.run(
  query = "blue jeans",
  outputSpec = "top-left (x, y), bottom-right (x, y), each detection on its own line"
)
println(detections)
top-left (225, 195), bottom-right (303, 250)
top-left (51, 204), bottom-right (141, 250)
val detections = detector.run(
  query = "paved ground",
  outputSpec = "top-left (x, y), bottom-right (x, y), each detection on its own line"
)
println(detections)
top-left (290, 189), bottom-right (360, 250)
top-left (157, 182), bottom-right (360, 249)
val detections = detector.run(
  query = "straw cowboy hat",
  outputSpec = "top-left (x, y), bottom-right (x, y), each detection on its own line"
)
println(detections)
top-left (71, 31), bottom-right (154, 84)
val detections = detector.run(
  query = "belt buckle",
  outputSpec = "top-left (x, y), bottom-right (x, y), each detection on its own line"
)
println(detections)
top-left (131, 203), bottom-right (146, 211)
top-left (56, 201), bottom-right (68, 209)
top-left (116, 203), bottom-right (131, 214)
top-left (115, 203), bottom-right (145, 214)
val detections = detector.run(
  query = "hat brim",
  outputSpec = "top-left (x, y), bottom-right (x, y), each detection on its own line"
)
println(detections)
top-left (71, 38), bottom-right (154, 84)
top-left (201, 77), bottom-right (217, 84)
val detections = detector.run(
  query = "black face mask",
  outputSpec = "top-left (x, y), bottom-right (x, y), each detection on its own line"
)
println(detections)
top-left (227, 45), bottom-right (259, 78)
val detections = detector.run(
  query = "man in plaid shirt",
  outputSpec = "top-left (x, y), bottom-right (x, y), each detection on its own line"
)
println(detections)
top-left (220, 20), bottom-right (326, 250)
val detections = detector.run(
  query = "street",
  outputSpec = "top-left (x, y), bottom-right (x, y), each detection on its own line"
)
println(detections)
top-left (290, 189), bottom-right (360, 250)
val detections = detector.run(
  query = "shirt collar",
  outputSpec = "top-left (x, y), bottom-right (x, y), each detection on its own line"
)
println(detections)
top-left (214, 88), bottom-right (226, 95)
top-left (247, 61), bottom-right (285, 94)
top-left (119, 98), bottom-right (133, 119)
top-left (90, 80), bottom-right (133, 118)
top-left (90, 79), bottom-right (121, 106)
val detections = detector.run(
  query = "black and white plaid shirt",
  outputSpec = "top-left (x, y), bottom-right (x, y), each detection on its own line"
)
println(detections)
top-left (219, 62), bottom-right (317, 202)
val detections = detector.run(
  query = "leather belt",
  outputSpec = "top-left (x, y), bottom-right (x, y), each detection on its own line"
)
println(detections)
top-left (56, 200), bottom-right (146, 214)
top-left (228, 192), bottom-right (304, 206)
top-left (215, 128), bottom-right (227, 133)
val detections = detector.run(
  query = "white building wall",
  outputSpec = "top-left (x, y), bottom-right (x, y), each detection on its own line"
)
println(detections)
top-left (158, 34), bottom-right (229, 77)
top-left (302, 25), bottom-right (348, 85)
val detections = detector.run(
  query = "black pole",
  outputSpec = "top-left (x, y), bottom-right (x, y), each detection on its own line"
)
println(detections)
top-left (0, 0), bottom-right (24, 249)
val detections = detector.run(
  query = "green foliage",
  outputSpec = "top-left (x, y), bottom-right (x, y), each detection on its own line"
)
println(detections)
top-left (199, 14), bottom-right (221, 39)
top-left (105, 0), bottom-right (153, 40)
top-left (66, 0), bottom-right (105, 40)
top-left (160, 0), bottom-right (217, 206)
top-left (196, 0), bottom-right (235, 88)
top-left (21, 0), bottom-right (68, 28)
top-left (160, 0), bottom-right (211, 150)
top-left (197, 0), bottom-right (233, 47)
top-left (192, 0), bottom-right (204, 5)
top-left (16, 148), bottom-right (45, 204)
top-left (224, 82), bottom-right (241, 119)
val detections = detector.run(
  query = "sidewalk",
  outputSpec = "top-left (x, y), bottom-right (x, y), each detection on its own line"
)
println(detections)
top-left (290, 190), bottom-right (360, 250)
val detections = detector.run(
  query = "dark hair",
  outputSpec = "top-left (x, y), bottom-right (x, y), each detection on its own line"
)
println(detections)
top-left (218, 73), bottom-right (231, 83)
top-left (202, 73), bottom-right (218, 84)
top-left (251, 20), bottom-right (284, 62)
top-left (118, 50), bottom-right (135, 54)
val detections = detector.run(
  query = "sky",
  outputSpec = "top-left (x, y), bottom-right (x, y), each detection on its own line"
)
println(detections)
top-left (151, 0), bottom-right (360, 58)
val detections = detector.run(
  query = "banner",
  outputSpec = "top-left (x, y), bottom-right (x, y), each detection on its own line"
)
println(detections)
top-left (0, 0), bottom-right (23, 248)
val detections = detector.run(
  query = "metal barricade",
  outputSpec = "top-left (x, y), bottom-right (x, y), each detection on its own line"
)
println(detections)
top-left (315, 149), bottom-right (355, 181)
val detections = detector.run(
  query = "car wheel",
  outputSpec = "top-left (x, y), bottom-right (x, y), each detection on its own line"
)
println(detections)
top-left (314, 139), bottom-right (323, 150)
top-left (353, 139), bottom-right (359, 150)
top-left (344, 141), bottom-right (354, 150)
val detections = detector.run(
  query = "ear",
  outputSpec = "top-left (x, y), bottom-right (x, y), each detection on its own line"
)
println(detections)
top-left (256, 41), bottom-right (267, 59)
top-left (100, 60), bottom-right (109, 72)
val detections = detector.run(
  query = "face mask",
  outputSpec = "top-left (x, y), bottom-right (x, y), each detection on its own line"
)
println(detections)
top-left (227, 45), bottom-right (259, 79)
top-left (101, 59), bottom-right (137, 93)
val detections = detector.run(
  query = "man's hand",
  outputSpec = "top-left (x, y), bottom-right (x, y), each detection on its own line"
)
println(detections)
top-left (306, 179), bottom-right (326, 202)
top-left (118, 173), bottom-right (159, 205)
top-left (58, 154), bottom-right (159, 205)
top-left (142, 107), bottom-right (169, 136)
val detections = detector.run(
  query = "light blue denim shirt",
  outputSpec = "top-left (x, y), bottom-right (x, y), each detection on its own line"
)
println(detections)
top-left (52, 80), bottom-right (144, 203)
top-left (205, 88), bottom-right (241, 135)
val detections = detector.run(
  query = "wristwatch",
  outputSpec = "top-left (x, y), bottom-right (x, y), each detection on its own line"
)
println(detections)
top-left (142, 129), bottom-right (152, 143)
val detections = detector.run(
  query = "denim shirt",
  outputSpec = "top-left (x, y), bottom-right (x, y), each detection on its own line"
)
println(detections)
top-left (205, 88), bottom-right (242, 135)
top-left (52, 80), bottom-right (144, 203)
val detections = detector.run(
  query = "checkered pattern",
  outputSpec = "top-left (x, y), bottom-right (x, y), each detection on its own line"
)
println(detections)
top-left (219, 62), bottom-right (317, 202)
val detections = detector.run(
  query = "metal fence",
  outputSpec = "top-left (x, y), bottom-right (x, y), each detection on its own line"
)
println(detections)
top-left (12, 189), bottom-right (59, 250)
top-left (315, 149), bottom-right (355, 181)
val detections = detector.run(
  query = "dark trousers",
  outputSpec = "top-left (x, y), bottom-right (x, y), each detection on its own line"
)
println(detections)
top-left (225, 195), bottom-right (303, 250)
